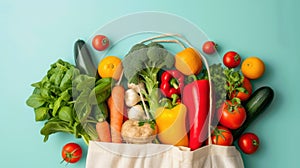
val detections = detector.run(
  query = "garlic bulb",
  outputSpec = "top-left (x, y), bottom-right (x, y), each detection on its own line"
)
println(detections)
top-left (125, 88), bottom-right (141, 107)
top-left (127, 105), bottom-right (146, 120)
top-left (127, 82), bottom-right (145, 93)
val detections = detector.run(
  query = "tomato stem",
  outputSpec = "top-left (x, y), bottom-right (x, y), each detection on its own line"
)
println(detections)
top-left (252, 139), bottom-right (259, 146)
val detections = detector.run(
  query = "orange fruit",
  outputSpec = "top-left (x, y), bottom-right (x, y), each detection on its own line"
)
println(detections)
top-left (98, 56), bottom-right (123, 80)
top-left (241, 57), bottom-right (265, 79)
top-left (175, 48), bottom-right (203, 75)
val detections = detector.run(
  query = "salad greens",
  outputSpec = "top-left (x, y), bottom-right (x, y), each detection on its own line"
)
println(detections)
top-left (26, 59), bottom-right (112, 144)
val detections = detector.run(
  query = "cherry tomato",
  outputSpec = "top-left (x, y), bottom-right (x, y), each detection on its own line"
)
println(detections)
top-left (211, 126), bottom-right (233, 146)
top-left (202, 41), bottom-right (217, 54)
top-left (92, 35), bottom-right (110, 51)
top-left (219, 99), bottom-right (246, 130)
top-left (61, 142), bottom-right (82, 164)
top-left (223, 51), bottom-right (241, 68)
top-left (230, 77), bottom-right (252, 101)
top-left (238, 132), bottom-right (260, 154)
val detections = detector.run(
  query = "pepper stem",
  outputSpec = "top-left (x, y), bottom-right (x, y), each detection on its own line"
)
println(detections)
top-left (170, 78), bottom-right (179, 89)
top-left (187, 75), bottom-right (198, 83)
top-left (159, 98), bottom-right (173, 109)
top-left (171, 94), bottom-right (179, 106)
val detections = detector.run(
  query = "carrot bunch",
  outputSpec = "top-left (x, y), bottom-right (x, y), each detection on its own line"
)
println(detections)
top-left (96, 84), bottom-right (125, 143)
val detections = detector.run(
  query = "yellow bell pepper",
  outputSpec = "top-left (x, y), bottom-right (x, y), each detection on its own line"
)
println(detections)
top-left (155, 103), bottom-right (189, 147)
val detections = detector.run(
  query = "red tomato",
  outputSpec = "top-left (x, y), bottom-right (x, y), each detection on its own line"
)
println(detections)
top-left (223, 51), bottom-right (241, 68)
top-left (211, 126), bottom-right (233, 146)
top-left (92, 35), bottom-right (110, 51)
top-left (219, 100), bottom-right (246, 130)
top-left (230, 77), bottom-right (252, 101)
top-left (202, 41), bottom-right (217, 54)
top-left (238, 133), bottom-right (260, 154)
top-left (61, 143), bottom-right (82, 164)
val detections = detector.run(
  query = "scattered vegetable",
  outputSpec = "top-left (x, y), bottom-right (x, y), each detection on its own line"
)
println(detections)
top-left (211, 126), bottom-right (233, 146)
top-left (202, 63), bottom-right (227, 109)
top-left (127, 105), bottom-right (146, 120)
top-left (175, 47), bottom-right (203, 75)
top-left (241, 56), bottom-right (265, 79)
top-left (219, 99), bottom-right (246, 130)
top-left (96, 121), bottom-right (112, 142)
top-left (225, 68), bottom-right (251, 101)
top-left (92, 35), bottom-right (110, 51)
top-left (61, 142), bottom-right (82, 164)
top-left (121, 119), bottom-right (157, 144)
top-left (108, 85), bottom-right (125, 143)
top-left (183, 78), bottom-right (210, 150)
top-left (160, 70), bottom-right (184, 98)
top-left (98, 56), bottom-right (123, 80)
top-left (26, 60), bottom-right (87, 142)
top-left (127, 82), bottom-right (145, 93)
top-left (74, 39), bottom-right (99, 78)
top-left (26, 59), bottom-right (113, 144)
top-left (202, 41), bottom-right (217, 55)
top-left (124, 88), bottom-right (141, 107)
top-left (223, 51), bottom-right (241, 68)
top-left (233, 86), bottom-right (275, 139)
top-left (155, 103), bottom-right (189, 147)
top-left (230, 77), bottom-right (252, 101)
top-left (238, 132), bottom-right (260, 154)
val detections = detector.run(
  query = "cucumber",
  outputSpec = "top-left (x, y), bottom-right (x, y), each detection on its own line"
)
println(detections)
top-left (74, 39), bottom-right (100, 79)
top-left (233, 86), bottom-right (275, 140)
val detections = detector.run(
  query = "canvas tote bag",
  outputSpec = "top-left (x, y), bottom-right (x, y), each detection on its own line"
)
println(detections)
top-left (85, 34), bottom-right (245, 168)
top-left (86, 141), bottom-right (244, 168)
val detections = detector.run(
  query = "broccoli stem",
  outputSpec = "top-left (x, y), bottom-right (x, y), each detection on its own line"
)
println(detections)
top-left (140, 67), bottom-right (160, 118)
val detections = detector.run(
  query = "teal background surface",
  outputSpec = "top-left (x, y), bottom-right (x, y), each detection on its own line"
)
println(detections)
top-left (1, 0), bottom-right (299, 167)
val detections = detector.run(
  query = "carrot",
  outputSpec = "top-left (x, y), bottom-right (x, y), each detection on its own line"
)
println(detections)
top-left (96, 121), bottom-right (112, 142)
top-left (108, 85), bottom-right (125, 143)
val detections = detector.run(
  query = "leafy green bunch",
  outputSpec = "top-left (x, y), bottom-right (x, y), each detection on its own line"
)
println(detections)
top-left (26, 59), bottom-right (111, 144)
top-left (200, 63), bottom-right (227, 109)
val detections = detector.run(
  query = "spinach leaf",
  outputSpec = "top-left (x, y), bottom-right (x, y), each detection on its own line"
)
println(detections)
top-left (58, 106), bottom-right (73, 123)
top-left (40, 118), bottom-right (74, 142)
top-left (26, 94), bottom-right (45, 108)
top-left (34, 107), bottom-right (49, 121)
top-left (40, 88), bottom-right (50, 99)
top-left (60, 89), bottom-right (71, 101)
top-left (31, 81), bottom-right (41, 88)
top-left (60, 67), bottom-right (76, 91)
top-left (52, 97), bottom-right (63, 116)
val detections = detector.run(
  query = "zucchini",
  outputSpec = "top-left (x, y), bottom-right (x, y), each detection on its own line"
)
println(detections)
top-left (74, 39), bottom-right (100, 79)
top-left (233, 86), bottom-right (275, 140)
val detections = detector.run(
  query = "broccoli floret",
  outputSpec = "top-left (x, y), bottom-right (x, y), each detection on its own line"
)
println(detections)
top-left (146, 42), bottom-right (174, 69)
top-left (147, 43), bottom-right (166, 66)
top-left (122, 44), bottom-right (149, 83)
top-left (129, 43), bottom-right (148, 53)
top-left (160, 52), bottom-right (175, 69)
top-left (122, 55), bottom-right (145, 84)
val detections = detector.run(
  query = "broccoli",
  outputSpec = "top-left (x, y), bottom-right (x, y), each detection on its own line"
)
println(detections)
top-left (122, 42), bottom-right (175, 117)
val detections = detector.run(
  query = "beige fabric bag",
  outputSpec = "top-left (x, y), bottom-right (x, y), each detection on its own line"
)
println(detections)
top-left (86, 141), bottom-right (244, 168)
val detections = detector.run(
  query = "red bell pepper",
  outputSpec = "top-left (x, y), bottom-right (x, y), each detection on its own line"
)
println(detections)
top-left (183, 78), bottom-right (210, 151)
top-left (160, 70), bottom-right (185, 98)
